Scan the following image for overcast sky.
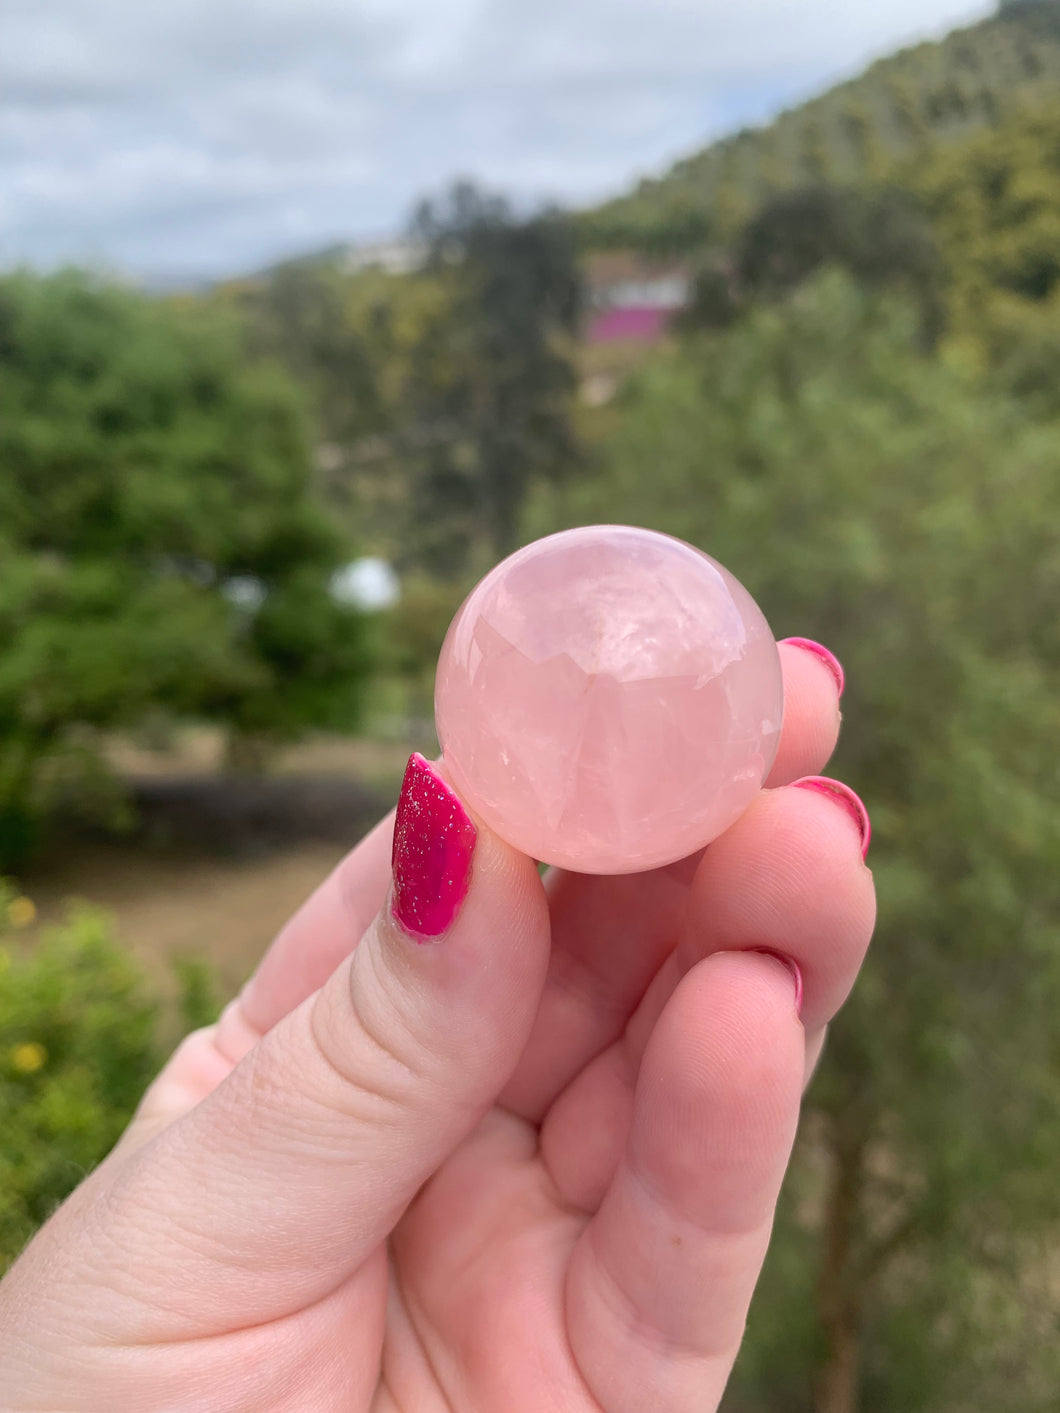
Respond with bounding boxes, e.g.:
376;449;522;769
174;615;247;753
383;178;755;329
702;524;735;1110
2;0;991;284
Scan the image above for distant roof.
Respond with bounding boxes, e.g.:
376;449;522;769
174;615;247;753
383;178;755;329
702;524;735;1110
584;251;691;289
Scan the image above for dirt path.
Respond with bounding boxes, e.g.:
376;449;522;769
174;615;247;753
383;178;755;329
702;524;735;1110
24;840;352;997
19;731;425;996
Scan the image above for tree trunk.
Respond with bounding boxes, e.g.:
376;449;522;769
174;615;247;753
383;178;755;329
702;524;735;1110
815;1315;861;1413
814;1123;868;1413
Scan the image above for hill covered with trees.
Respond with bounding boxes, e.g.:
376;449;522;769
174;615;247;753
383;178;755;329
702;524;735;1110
583;0;1060;251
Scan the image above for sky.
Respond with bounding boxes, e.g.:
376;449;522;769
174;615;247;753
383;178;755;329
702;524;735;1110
1;0;992;285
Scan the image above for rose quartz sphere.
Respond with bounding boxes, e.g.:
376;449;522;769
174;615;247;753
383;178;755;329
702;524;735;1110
435;525;783;874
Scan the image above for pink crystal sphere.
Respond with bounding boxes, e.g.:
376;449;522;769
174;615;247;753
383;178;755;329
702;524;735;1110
435;526;783;874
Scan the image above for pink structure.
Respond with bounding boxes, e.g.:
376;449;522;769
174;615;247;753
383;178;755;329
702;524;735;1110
583;253;691;345
586;306;673;344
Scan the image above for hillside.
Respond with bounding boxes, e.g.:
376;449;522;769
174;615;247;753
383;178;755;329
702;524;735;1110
583;0;1060;250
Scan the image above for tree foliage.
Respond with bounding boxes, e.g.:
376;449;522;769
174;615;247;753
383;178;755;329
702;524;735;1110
531;273;1060;1411
220;185;584;584
682;185;943;344
909;100;1060;342
581;2;1060;251
233;260;387;448
404;182;583;574
0;271;372;866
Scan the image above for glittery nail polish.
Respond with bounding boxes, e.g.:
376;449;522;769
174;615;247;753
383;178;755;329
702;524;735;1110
391;753;477;941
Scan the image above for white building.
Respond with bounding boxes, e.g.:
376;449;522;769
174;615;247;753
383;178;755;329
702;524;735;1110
340;239;426;276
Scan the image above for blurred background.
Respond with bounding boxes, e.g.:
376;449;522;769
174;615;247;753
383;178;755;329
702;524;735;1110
2;1;1059;1408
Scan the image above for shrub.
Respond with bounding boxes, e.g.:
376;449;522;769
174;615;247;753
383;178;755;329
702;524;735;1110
0;881;216;1274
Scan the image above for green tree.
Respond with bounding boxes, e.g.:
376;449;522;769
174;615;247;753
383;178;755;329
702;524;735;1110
406;182;583;574
975;289;1060;415
581;1;1060;254
531;273;1060;1412
728;185;944;343
0;270;373;867
910;100;1060;329
234;259;386;450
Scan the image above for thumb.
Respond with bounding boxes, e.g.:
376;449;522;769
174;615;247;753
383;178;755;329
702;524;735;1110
106;755;550;1335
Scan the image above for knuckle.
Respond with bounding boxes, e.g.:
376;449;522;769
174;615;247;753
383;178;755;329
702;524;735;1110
301;934;442;1130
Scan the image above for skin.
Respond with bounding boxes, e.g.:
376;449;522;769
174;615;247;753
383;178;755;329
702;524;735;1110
0;640;875;1413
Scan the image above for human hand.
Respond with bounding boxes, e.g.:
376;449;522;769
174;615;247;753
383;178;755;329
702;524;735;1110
0;638;874;1413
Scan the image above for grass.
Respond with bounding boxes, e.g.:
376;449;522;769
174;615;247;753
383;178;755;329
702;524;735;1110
22;838;350;1001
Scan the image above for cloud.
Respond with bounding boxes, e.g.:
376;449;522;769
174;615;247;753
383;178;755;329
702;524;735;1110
0;0;992;282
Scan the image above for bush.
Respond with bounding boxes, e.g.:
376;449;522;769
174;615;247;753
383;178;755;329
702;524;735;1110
0;270;374;869
0;882;216;1274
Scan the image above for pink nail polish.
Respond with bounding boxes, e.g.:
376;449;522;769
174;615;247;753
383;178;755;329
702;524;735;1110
792;776;871;859
781;637;845;697
750;948;804;1017
391;754;477;941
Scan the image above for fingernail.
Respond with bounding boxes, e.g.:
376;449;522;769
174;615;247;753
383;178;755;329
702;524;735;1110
781;638;845;697
750;948;803;1017
792;776;871;859
392;754;477;941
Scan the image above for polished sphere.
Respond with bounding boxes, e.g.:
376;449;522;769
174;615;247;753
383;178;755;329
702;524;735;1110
435;525;783;873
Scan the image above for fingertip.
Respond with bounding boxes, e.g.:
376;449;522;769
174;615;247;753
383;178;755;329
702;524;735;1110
769;639;843;786
747;947;803;1018
429;756;548;898
780;637;845;697
682;784;876;1032
389;753;548;953
390;753;478;942
635;950;805;1196
684;950;806;1103
791;775;871;861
